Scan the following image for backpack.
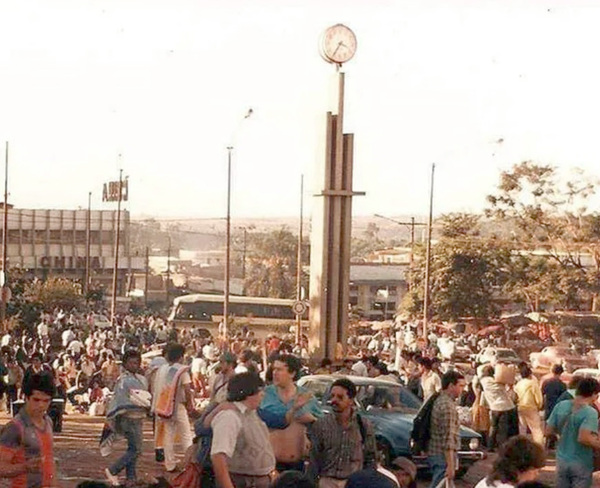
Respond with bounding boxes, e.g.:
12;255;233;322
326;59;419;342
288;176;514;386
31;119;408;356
410;392;440;454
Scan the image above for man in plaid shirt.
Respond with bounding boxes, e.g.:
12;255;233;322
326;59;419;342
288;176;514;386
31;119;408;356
426;371;466;488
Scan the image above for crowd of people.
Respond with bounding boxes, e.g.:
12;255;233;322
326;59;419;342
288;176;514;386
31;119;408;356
0;309;596;488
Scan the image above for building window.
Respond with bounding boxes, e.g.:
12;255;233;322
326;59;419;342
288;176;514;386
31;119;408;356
22;230;32;241
35;230;46;243
49;230;62;243
8;230;19;244
75;231;87;244
102;231;114;245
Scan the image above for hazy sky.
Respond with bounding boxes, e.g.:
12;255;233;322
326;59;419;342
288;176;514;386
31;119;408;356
1;0;600;220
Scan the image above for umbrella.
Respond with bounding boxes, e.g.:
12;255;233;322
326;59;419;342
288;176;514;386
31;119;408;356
477;325;503;336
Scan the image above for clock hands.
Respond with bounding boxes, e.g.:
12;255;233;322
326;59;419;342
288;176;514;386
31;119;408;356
332;41;344;57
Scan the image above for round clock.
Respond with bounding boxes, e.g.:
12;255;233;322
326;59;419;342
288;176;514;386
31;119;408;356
320;24;357;65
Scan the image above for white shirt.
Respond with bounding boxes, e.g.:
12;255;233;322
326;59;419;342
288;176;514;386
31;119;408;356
62;329;75;347
0;334;11;347
37;322;48;337
351;361;369;377
475;478;513;488
191;357;207;375
421;370;442;400
68;340;84;355
211;402;247;457
480;376;515;412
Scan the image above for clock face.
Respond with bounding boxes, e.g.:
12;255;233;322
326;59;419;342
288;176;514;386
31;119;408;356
320;24;357;65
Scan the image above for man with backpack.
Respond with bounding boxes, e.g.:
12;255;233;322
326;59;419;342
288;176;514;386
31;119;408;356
423;370;465;488
308;378;377;488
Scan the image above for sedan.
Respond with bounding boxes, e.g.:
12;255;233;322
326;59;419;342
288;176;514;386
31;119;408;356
530;345;593;372
297;374;484;478
476;347;522;366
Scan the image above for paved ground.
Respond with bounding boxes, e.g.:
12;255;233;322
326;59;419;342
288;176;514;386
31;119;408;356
0;413;574;488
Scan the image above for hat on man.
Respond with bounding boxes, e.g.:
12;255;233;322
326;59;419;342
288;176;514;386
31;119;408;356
220;351;237;364
390;457;417;481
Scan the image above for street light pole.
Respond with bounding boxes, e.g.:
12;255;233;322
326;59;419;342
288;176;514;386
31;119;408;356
296;174;304;347
85;191;91;299
0;142;8;331
223;109;253;346
423;163;436;340
224;146;233;343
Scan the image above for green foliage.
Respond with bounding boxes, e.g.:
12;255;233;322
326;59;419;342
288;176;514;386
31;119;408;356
403;213;510;320
487;161;600;310
24;277;84;311
244;227;308;299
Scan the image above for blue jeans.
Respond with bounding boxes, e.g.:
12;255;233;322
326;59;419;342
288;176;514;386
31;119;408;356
556;460;593;488
109;416;144;480
427;454;447;488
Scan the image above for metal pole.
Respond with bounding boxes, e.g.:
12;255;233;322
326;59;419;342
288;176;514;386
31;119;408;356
409;217;415;291
144;246;149;309
0;142;8;330
85;191;91;298
110;169;123;326
423;163;435;340
166;236;171;306
296;174;304;347
224;147;232;343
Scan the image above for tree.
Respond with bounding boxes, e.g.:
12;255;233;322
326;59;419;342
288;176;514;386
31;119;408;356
244;227;308;299
24;277;84;311
486;161;600;310
402;213;510;320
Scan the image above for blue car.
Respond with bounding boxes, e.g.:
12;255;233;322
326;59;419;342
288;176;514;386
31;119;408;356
297;374;485;478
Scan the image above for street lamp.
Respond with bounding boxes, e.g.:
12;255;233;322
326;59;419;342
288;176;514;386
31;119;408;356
224;108;253;344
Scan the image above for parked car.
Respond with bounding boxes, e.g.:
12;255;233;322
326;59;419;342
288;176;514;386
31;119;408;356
572;368;600;381
92;314;111;329
475;347;522;366
297;374;484;477
530;345;593;372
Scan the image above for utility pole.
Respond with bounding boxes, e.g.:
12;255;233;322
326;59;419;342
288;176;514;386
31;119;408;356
373;214;425;292
0;142;8;331
242;228;247;283
296;175;304;347
85;191;91;298
110;169;123;326
166;236;171;305
224;146;232;342
144;247;149;309
423;163;436;340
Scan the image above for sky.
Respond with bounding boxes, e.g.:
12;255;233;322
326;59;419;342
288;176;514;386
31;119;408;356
1;0;600;220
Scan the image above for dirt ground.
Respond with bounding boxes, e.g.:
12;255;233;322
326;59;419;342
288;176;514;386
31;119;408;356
0;412;569;488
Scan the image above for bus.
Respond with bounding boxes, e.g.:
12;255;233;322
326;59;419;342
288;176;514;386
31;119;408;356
168;293;309;338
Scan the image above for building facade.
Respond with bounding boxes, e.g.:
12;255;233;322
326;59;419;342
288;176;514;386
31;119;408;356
2;205;144;294
349;264;408;320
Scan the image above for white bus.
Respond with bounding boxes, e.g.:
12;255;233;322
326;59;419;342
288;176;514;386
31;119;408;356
168;293;308;338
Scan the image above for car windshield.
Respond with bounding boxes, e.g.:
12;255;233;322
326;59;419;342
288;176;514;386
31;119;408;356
355;383;421;413
300;378;422;413
553;348;572;355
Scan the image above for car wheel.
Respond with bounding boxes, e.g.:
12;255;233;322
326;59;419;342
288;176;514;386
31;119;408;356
456;466;469;479
376;438;392;467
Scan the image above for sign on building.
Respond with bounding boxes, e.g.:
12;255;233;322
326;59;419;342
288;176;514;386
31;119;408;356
102;179;128;202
